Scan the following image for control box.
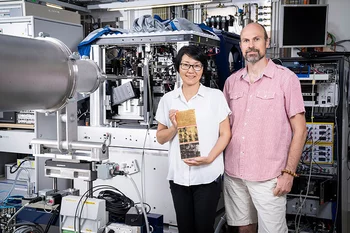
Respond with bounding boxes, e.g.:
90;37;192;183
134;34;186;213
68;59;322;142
306;122;334;143
303;144;333;164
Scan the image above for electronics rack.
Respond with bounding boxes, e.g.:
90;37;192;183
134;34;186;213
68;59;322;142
91;31;221;126
280;56;349;233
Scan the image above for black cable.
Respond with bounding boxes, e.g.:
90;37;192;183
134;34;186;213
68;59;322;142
73;186;106;233
74;186;111;233
44;205;60;233
346;130;350;180
311;158;324;170
73;185;131;233
10;160;28;174
78;187;132;233
301;129;333;168
78;194;90;233
28;196;43;204
334;39;350;45
304;128;331;148
97;190;134;222
13;222;44;233
78;186;134;230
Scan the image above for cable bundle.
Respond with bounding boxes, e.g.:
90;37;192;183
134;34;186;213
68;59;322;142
97;190;134;222
12;223;44;233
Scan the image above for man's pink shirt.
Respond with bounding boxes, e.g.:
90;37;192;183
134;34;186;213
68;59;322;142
223;59;305;181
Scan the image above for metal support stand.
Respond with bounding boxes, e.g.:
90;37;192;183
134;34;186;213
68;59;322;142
53;178;58;191
87;181;93;198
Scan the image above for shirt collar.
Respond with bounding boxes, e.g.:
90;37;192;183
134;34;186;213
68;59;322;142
173;84;206;99
240;59;276;80
197;84;206;97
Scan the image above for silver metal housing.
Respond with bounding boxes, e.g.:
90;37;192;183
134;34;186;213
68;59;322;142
0;34;104;112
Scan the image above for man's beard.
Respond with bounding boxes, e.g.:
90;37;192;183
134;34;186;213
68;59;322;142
244;48;264;64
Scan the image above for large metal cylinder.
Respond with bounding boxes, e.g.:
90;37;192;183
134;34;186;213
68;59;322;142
0;34;104;112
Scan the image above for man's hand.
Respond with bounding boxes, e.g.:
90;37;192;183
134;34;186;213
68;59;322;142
273;173;294;196
183;156;214;166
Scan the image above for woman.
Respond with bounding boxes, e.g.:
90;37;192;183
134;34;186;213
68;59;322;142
155;45;231;233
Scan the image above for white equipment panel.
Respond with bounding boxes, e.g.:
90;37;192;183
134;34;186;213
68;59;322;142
0;1;80;24
0;130;34;154
303;144;333;164
76;127;176;225
60;196;107;233
0;16;82;51
306;122;334;143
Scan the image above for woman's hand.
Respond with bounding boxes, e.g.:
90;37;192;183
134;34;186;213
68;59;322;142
183;156;214;166
169;109;178;128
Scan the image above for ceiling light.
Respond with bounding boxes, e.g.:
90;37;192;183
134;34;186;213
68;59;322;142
89;0;212;11
46;3;64;9
108;1;210;11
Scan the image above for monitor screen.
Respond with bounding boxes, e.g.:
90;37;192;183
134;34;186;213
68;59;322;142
280;5;328;48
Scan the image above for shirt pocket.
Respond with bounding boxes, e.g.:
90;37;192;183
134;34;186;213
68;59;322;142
229;92;244;119
256;91;275;100
255;91;276;111
229;92;244;108
230;92;244;100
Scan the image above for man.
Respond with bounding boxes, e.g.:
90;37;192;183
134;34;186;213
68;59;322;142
223;23;307;233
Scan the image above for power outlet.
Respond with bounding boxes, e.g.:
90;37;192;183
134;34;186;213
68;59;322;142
287;198;319;217
304;199;319;216
121;160;139;175
287;198;301;214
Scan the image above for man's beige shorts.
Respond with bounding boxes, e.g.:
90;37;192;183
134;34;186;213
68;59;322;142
223;174;288;233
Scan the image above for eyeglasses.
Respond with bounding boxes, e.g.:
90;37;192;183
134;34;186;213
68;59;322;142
180;63;203;71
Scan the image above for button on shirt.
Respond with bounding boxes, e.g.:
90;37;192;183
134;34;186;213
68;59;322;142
156;85;231;186
223;59;305;181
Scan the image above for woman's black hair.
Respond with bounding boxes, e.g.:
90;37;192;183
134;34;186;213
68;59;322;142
174;45;208;73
